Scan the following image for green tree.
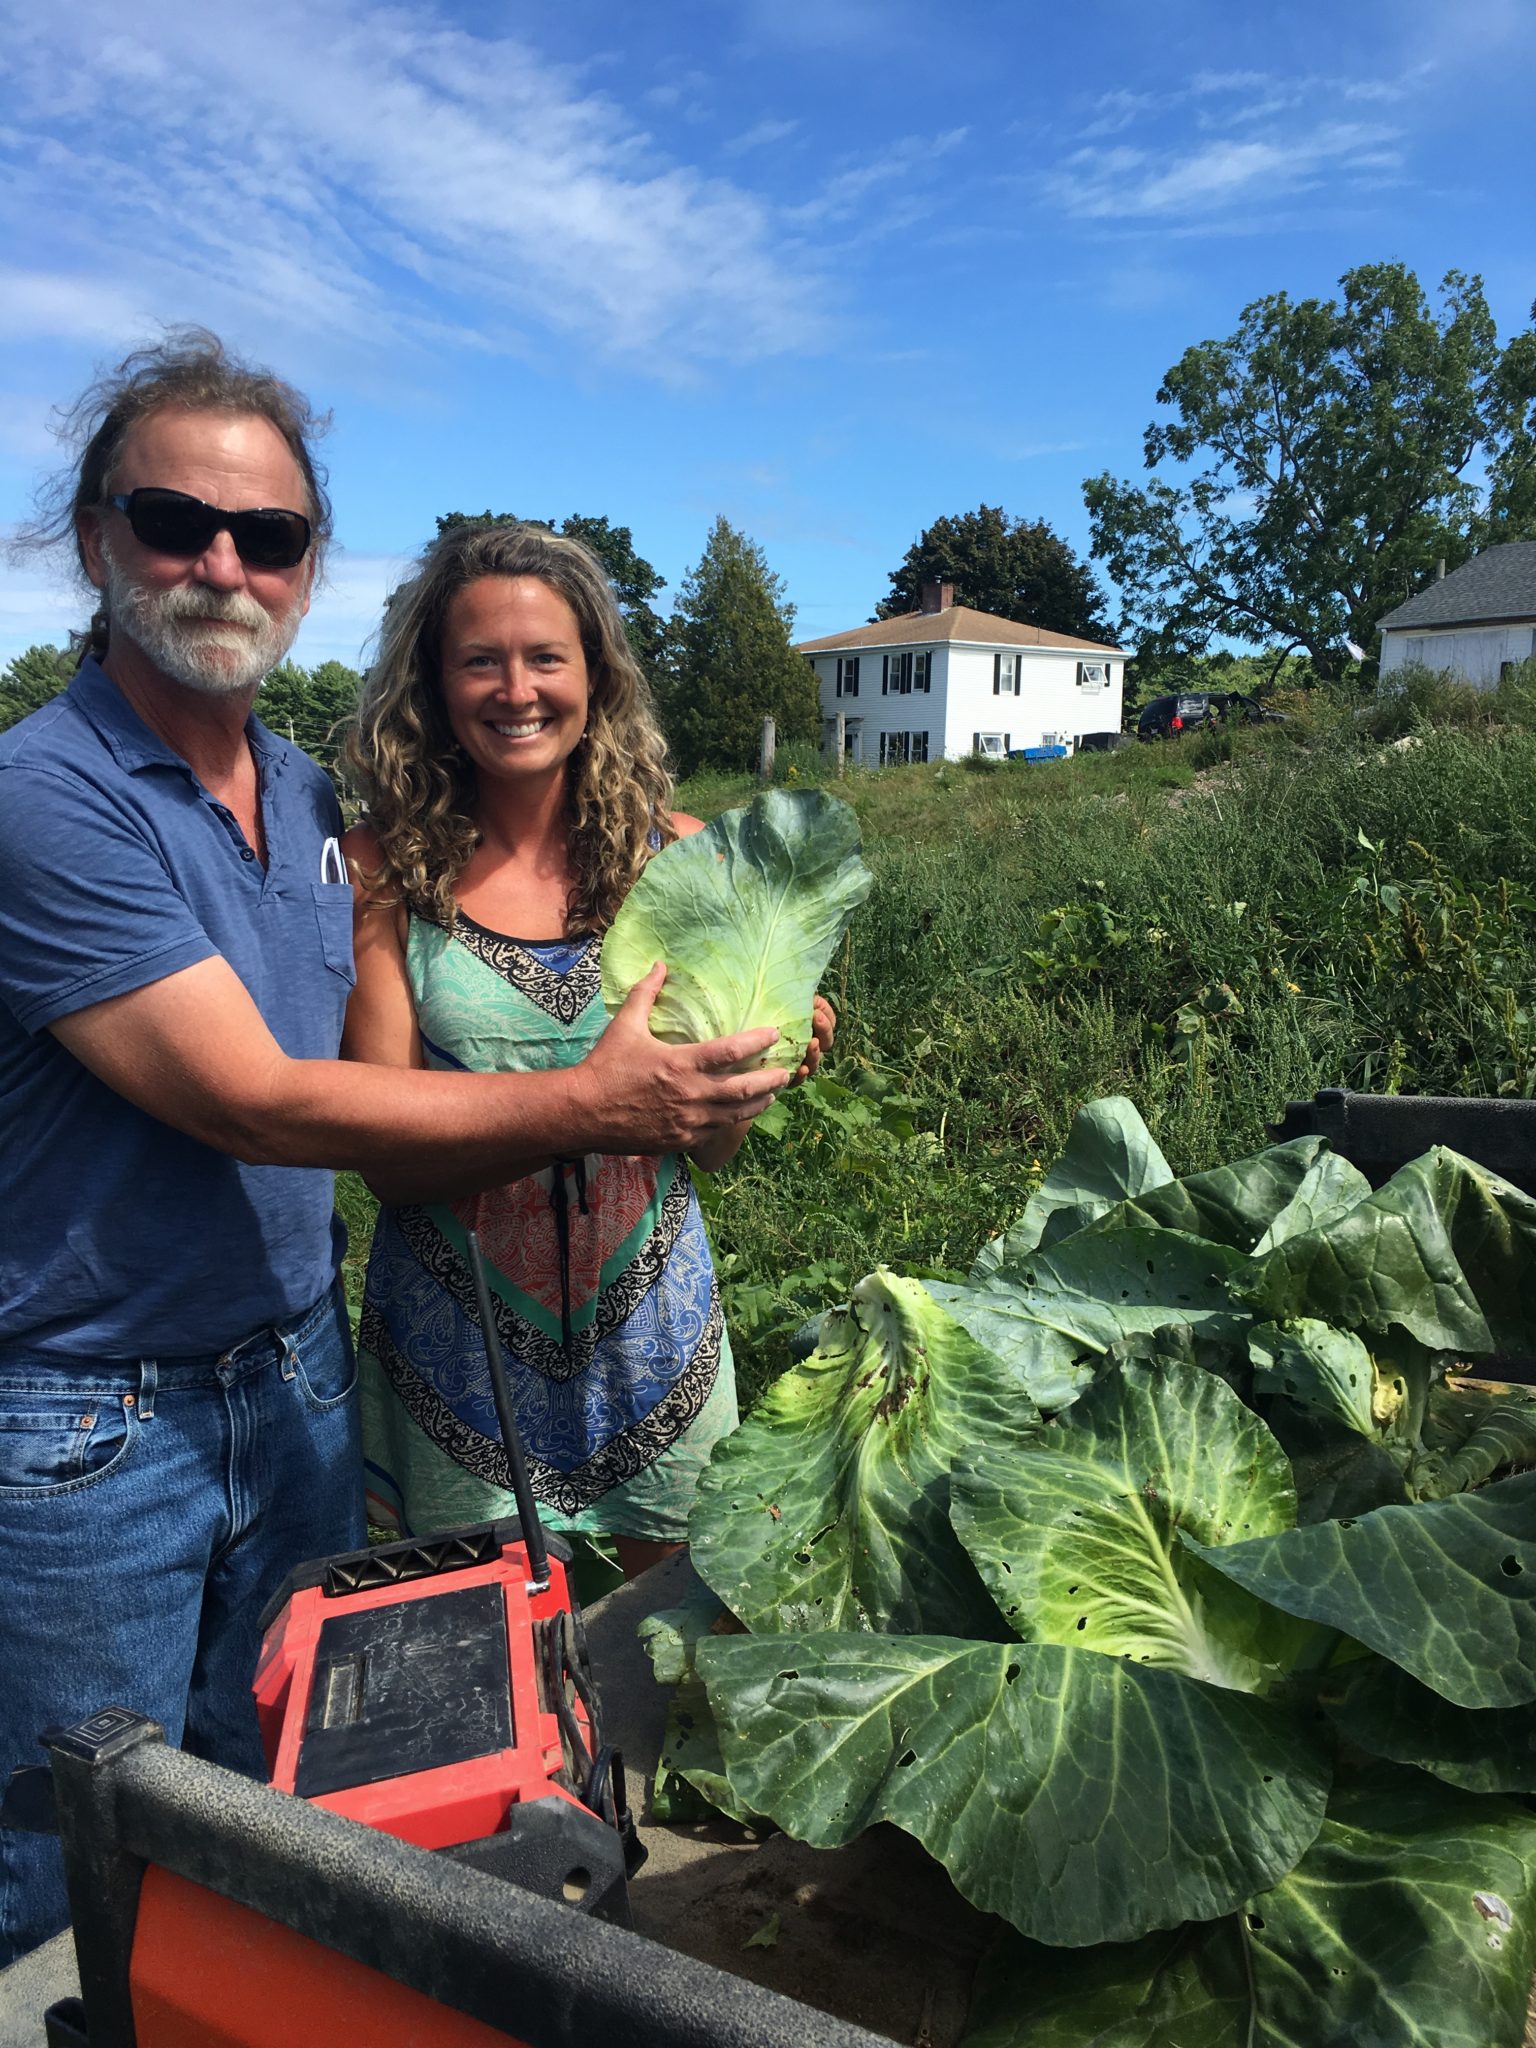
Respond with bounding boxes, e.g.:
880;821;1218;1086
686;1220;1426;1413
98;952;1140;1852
258;658;362;770
1484;311;1536;536
0;643;75;732
661;517;821;777
435;510;667;675
876;506;1107;640
1084;264;1536;684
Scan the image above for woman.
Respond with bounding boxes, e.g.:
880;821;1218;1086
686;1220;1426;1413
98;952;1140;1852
341;521;826;1579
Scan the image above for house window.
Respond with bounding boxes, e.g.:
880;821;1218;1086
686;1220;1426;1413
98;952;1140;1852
879;730;930;765
836;655;860;698
994;652;1021;696
1041;732;1059;748
1077;661;1107;689
881;651;932;695
972;732;1008;758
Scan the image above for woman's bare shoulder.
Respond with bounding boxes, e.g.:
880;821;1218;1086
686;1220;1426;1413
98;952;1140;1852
340;819;406;925
341;819;384;866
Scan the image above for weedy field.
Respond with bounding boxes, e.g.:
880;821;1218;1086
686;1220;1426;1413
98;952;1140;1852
340;670;1536;1405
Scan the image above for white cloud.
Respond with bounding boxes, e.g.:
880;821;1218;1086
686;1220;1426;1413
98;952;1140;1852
788;129;969;227
724;117;801;157
0;553;83;664
0;270;153;346
1048;122;1404;221
289;549;413;670
0;0;829;373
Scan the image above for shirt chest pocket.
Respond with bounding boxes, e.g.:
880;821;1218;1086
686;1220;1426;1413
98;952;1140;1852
311;883;356;984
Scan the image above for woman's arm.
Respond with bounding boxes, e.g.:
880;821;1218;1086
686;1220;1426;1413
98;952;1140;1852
339;825;425;1072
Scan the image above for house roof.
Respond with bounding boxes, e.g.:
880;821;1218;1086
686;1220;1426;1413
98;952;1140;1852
1378;543;1536;631
795;603;1125;657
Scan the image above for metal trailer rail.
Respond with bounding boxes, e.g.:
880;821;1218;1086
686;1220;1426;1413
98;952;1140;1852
39;1708;888;2048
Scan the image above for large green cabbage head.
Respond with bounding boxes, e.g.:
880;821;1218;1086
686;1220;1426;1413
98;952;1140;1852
600;789;872;1066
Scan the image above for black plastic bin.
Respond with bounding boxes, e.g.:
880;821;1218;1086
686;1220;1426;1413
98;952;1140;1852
1269;1088;1536;1199
1271;1088;1536;1383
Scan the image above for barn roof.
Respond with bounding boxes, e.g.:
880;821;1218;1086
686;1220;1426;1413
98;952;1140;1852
1379;543;1536;631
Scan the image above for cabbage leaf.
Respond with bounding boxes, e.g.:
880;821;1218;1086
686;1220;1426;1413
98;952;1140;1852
600;788;872;1065
696;1631;1330;1948
964;1768;1536;2048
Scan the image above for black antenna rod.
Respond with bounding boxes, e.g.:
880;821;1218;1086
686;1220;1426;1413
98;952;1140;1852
466;1228;551;1590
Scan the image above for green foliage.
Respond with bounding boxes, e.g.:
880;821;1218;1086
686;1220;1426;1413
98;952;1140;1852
968;1770;1536;2047
659;516;821;776
661;1101;1536;2043
434;509;667;675
1085;263;1536;680
601;790;872;1068
258;658;362;775
0;642;75;731
876;504;1107;641
684;721;1536;1395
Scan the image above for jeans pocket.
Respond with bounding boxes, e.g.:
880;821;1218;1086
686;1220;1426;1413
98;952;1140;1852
0;1397;138;1495
288;1305;358;1413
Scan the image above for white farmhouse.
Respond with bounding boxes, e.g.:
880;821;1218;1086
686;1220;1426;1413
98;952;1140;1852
797;580;1126;765
1377;542;1536;689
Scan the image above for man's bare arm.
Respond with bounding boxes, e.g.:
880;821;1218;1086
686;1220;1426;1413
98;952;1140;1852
50;955;785;1200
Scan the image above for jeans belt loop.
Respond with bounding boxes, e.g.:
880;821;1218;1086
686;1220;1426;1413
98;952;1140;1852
276;1324;299;1383
137;1359;158;1422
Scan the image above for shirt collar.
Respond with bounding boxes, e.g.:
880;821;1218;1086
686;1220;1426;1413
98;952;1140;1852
67;655;295;780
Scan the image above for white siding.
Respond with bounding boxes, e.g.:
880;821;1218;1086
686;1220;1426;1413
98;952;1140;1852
1380;622;1536;689
939;646;1123;757
811;646;944;765
814;641;1124;762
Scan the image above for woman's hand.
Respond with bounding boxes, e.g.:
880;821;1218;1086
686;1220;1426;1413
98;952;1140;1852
793;994;837;1086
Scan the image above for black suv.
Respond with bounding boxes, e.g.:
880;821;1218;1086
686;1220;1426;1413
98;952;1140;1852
1136;690;1283;740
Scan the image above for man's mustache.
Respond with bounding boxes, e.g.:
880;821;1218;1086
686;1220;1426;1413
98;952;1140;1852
151;586;268;631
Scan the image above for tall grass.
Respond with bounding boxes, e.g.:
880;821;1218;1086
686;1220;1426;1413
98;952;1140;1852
682;714;1536;1397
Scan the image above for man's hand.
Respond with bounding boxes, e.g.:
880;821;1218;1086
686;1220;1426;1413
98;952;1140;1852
572;963;788;1153
792;994;837;1086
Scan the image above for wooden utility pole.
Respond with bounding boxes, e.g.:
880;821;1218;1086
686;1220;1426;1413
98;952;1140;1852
759;715;776;782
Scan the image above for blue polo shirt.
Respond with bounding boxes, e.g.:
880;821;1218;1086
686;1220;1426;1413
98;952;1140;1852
0;658;355;1360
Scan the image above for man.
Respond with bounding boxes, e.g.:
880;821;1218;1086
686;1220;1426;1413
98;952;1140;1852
0;332;786;1963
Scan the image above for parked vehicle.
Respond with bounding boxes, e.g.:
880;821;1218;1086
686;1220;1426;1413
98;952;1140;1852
1076;731;1134;753
1136;690;1285;740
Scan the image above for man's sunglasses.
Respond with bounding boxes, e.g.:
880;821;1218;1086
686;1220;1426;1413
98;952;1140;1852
106;488;313;570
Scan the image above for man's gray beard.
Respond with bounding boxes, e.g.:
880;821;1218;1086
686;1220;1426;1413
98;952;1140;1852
100;545;306;697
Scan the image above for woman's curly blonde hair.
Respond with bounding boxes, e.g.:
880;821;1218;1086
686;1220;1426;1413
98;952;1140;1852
346;521;675;932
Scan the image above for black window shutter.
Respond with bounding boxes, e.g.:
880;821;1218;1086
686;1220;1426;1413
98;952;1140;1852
993;651;1001;695
1005;732;1012;752
882;655;889;695
972;730;980;752
850;656;859;697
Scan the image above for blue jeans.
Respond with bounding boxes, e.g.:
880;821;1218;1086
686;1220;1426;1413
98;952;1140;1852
0;1284;363;1965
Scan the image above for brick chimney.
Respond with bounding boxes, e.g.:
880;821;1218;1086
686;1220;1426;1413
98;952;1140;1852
919;578;954;614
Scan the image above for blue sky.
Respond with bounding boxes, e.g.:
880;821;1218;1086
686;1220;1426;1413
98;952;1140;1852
1;0;1532;669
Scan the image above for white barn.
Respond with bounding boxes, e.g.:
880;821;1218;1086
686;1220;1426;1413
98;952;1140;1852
797;581;1126;766
1378;543;1536;689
